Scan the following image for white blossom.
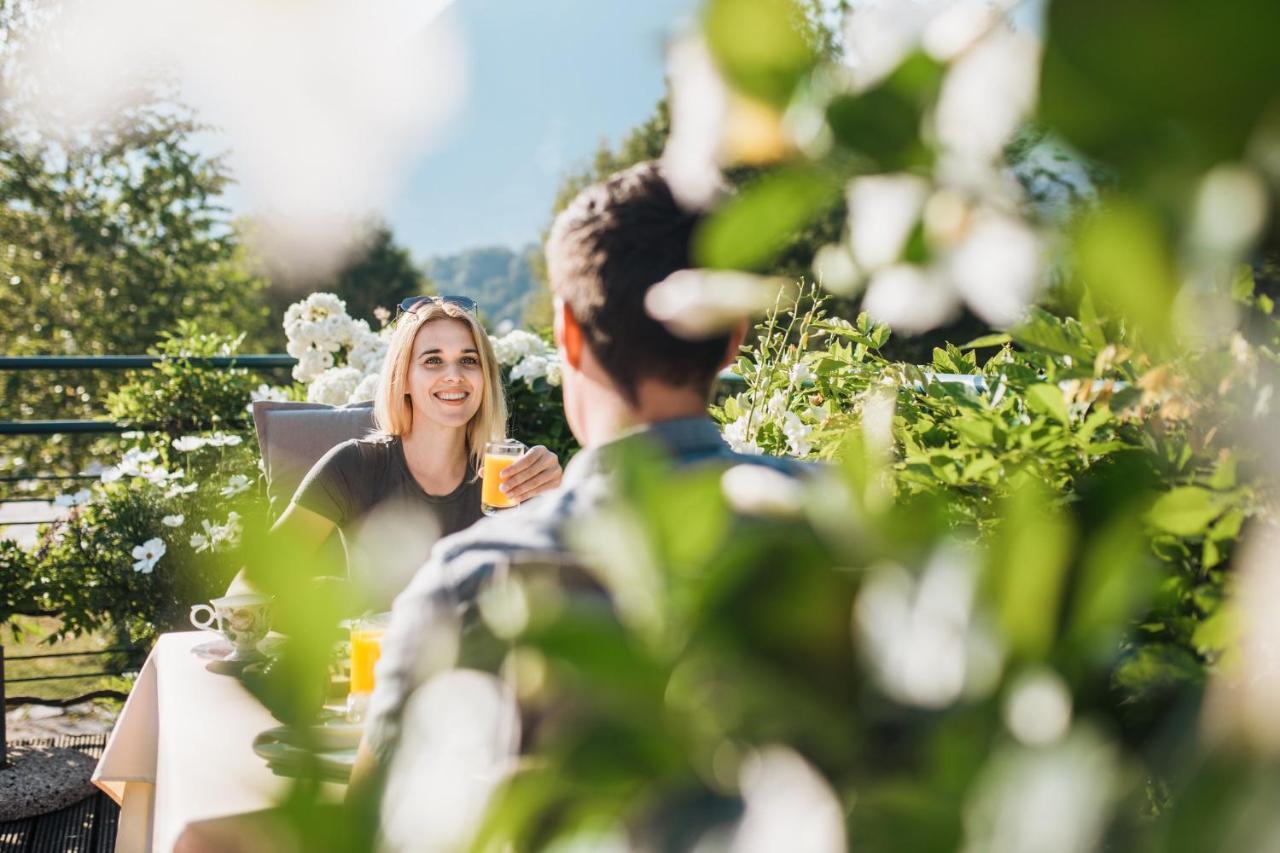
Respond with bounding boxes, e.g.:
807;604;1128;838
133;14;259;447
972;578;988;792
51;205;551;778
293;347;334;383
161;514;185;528
307;366;363;406
220;474;252;498
188;511;242;553
54;489;91;508
171;436;206;452
490;330;548;367
782;411;813;457
166;481;199;498
249;384;290;404
544;360;562;387
350;372;380;404
723;415;764;456
131;537;166;573
790;361;815;386
509;354;549;387
205;432;243;448
722;465;804;517
100;466;124;483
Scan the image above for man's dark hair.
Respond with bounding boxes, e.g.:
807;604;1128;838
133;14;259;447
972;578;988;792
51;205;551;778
546;162;731;405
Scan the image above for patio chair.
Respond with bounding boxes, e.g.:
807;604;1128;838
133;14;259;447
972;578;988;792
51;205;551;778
250;400;376;519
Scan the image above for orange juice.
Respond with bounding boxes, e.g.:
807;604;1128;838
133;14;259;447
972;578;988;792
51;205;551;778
481;453;518;511
349;626;384;695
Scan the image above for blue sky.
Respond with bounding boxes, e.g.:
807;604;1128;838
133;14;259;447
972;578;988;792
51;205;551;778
386;0;697;261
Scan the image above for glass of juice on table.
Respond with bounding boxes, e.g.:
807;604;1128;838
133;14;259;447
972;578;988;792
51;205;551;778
482;438;525;515
347;613;389;722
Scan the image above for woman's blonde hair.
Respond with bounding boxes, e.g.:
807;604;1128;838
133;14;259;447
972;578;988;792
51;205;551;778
373;299;507;473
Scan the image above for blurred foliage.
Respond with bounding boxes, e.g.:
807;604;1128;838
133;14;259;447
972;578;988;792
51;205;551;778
105;323;257;435
0;7;276;481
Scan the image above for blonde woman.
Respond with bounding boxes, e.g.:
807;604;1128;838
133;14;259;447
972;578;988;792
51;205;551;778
273;295;563;556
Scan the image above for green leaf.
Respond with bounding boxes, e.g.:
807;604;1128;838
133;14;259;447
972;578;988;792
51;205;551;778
825;53;942;171
1010;309;1093;362
1146;487;1225;537
704;0;817;107
695;166;841;270
961;333;1012;350
951;416;994;446
986;481;1074;660
1025;384;1070;425
1207;509;1245;543
1207;454;1237;491
1075;203;1178;350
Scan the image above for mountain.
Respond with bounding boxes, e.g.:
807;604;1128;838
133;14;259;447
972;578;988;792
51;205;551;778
423;244;542;330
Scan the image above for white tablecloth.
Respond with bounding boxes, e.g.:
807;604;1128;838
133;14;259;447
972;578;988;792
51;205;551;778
92;631;315;852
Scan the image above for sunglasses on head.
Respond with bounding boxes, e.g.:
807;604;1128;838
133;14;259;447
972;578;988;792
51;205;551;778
397;294;479;317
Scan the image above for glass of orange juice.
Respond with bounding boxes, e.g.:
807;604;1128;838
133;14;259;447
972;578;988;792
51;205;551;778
347;613;390;722
481;438;525;515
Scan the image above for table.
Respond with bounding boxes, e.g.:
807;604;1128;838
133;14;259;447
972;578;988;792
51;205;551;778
92;631;338;852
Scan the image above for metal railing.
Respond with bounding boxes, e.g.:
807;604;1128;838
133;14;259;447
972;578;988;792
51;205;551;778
1;354;296;731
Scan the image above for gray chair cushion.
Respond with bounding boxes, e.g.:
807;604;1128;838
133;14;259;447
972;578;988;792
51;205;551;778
251;400;376;516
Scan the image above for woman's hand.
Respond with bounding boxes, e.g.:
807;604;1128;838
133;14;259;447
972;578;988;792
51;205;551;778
499;445;563;503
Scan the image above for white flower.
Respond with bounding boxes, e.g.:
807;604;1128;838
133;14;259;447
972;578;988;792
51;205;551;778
781;412;813;457
766;391;788;417
645;269;789;339
171;436;206;452
847;173;931;272
731;747;846;853
143;466;172;485
249;384;290;403
789;361;815;386
161;514;185;528
293;348;334;383
855;547;1003;709
54;489;91;508
723;415;764;456
220;474;252;497
188;511;242;553
166;482;199;498
205;433;243;448
307;366;363;406
100;466;124;483
722;465;804;517
509;354;549;387
544;360;562;387
131;537;166;573
350;372;380;404
863;264;962;334
490;330;548;367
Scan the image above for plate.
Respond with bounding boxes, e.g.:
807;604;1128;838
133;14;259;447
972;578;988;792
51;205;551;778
252;719;363;783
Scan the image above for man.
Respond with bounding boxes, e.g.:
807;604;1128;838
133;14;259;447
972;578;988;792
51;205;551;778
352;161;803;786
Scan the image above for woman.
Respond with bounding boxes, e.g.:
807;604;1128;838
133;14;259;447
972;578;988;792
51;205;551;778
232;296;562;597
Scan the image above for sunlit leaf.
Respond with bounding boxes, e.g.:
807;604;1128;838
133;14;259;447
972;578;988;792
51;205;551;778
695;166;841;270
1147;487;1226;537
1025;383;1069;425
704;0;817;107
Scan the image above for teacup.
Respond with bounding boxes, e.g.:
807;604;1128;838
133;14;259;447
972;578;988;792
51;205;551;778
190;593;273;661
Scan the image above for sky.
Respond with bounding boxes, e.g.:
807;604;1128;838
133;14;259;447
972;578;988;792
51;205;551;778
383;0;697;261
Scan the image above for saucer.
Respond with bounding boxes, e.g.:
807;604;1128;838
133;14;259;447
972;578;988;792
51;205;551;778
192;635;285;661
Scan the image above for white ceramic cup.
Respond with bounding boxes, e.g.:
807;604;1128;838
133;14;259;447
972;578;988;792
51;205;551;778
190;593;272;661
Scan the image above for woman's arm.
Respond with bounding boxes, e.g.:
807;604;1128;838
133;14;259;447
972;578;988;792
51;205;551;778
498;445;563;503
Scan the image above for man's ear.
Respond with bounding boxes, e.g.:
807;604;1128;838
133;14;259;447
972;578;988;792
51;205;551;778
556;300;585;370
720;318;748;370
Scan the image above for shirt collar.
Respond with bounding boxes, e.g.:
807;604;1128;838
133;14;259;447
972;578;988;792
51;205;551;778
561;417;729;486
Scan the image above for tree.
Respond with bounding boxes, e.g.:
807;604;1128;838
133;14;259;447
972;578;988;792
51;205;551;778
0;8;273;479
259;221;429;348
